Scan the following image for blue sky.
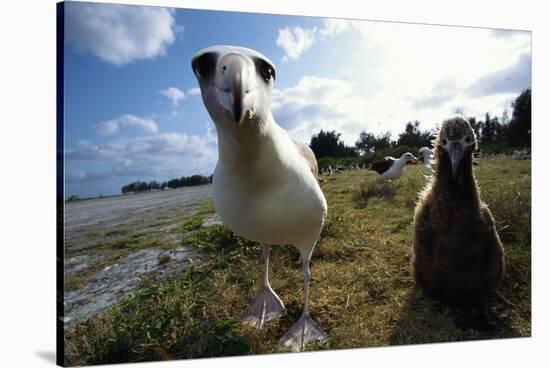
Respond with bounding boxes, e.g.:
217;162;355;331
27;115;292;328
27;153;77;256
63;1;531;198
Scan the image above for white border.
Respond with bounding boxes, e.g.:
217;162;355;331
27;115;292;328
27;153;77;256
1;0;548;367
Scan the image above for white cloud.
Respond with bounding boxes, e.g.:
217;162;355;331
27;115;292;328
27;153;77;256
344;20;530;89
271;74;522;147
292;18;530;95
275;19;381;61
272;19;531;137
276;26;317;62
275;19;398;61
319;19;350;38
96;114;159;135
271;20;530;147
272;76;371;144
158;87;185;106
466;53;531;97
275;20;349;61
412;78;460;110
65;2;179;65
66;128;218;196
186;87;201;96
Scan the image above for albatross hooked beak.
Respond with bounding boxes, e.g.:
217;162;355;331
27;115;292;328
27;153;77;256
215;53;256;124
449;141;464;179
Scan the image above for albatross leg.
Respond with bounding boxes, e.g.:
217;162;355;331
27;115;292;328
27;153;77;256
279;251;327;352
242;245;285;328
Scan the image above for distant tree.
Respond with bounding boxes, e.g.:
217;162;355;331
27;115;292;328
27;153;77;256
309;130;357;158
374;132;395;150
481;113;496;144
494;116;508;145
149;181;160;190
355;131;394;154
480;113;509;145
188;175;210;186
180;176;191;186
508;88;531;147
122;175;210;194
123;182;137;194
397;121;433;148
137;181;148;192
340;144;357;157
167;178;179;189
355;131;375;154
501;108;510;126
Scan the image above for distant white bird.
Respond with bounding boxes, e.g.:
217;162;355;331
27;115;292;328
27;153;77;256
192;45;328;351
418;146;434;172
513;149;530;160
370;152;417;180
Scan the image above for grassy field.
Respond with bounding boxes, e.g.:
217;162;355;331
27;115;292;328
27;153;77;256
64;157;531;366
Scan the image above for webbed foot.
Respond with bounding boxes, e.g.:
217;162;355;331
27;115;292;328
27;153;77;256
279;313;328;352
242;286;285;328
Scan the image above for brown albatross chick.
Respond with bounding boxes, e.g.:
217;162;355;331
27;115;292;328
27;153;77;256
412;115;504;329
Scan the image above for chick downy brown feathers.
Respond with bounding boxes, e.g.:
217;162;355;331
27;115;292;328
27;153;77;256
412;116;504;313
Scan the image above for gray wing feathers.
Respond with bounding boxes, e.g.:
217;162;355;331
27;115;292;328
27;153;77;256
293;140;319;179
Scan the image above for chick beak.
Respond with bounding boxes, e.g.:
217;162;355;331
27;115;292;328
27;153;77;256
449;141;464;179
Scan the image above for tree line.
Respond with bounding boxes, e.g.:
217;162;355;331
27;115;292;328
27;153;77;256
309;88;530;167
121;174;212;194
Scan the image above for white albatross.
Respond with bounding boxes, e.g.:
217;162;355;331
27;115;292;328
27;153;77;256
418;146;434;172
191;45;328;351
370;152;417;181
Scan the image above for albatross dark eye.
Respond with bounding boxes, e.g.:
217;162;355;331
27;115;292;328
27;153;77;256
255;58;276;83
442;138;448;146
465;136;472;144
192;52;216;79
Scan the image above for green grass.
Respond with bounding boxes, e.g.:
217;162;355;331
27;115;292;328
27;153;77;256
354;177;398;207
158;254;171;266
65;157;531;365
64;274;85;292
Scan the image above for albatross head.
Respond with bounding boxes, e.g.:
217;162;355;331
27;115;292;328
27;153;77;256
438;115;477;178
400;152;418;164
191;45;276;127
